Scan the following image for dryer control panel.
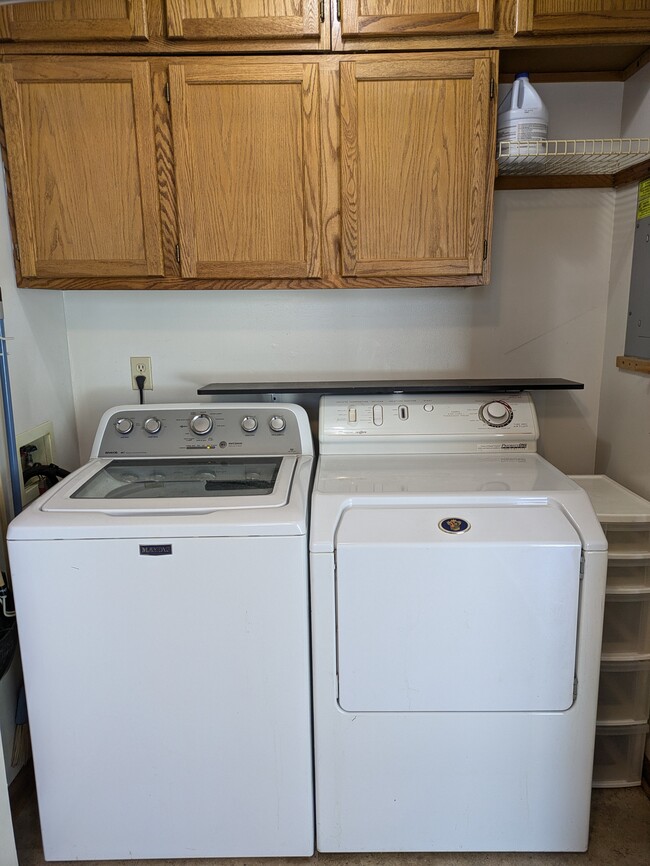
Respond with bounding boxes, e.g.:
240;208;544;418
92;404;310;458
319;393;539;454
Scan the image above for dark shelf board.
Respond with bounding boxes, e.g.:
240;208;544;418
198;378;584;396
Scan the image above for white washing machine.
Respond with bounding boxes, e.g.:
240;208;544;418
310;392;608;853
8;403;314;861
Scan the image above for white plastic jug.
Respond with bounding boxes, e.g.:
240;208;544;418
497;73;549;144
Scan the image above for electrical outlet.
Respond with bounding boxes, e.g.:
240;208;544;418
130;356;153;390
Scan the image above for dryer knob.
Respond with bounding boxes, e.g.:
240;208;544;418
114;417;134;435
144;417;162;435
190;414;213;436
269;415;286;432
241;416;258;433
479;401;513;427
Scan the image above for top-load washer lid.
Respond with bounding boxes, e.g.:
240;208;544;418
41;455;296;513
71;457;282;500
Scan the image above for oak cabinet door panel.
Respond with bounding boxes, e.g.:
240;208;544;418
341;0;495;37
515;1;650;35
340;56;494;278
0;60;163;278
170;61;321;279
0;0;148;42
166;0;321;40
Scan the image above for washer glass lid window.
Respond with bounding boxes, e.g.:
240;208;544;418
71;457;283;500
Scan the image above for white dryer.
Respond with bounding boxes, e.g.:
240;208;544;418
8;403;314;861
310;392;607;853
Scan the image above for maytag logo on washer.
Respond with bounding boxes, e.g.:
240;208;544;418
438;517;470;534
139;544;173;556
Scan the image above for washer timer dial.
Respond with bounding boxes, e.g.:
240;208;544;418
479;400;513;428
190;414;213;435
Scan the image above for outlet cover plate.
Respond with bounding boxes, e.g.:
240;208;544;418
130;356;153;390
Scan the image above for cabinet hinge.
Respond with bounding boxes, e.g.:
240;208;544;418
164;81;170;104
319;0;325;22
336;0;341;21
483;239;488;260
490;77;495;99
175;243;181;264
13;243;19;262
579;553;585;578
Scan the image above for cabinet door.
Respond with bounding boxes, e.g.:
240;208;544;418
515;1;650;35
0;60;163;279
166;0;321;40
169;60;321;279
341;1;494;37
0;0;147;42
340;56;494;279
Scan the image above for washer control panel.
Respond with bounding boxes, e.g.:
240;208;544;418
95;404;306;458
320;393;539;454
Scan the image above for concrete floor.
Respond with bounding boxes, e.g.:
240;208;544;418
10;780;650;866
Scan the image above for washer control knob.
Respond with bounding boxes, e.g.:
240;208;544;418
241;416;258;433
190;414;213;436
114;417;134;435
269;415;286;433
479;401;513;427
143;417;162;435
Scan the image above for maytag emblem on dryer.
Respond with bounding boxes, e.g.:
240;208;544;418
438;517;470;534
139;544;173;556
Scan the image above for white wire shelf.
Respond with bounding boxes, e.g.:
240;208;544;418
497;138;650;176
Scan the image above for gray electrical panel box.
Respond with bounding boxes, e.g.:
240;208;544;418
625;180;650;360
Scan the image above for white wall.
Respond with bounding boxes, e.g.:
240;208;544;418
0;175;79;478
596;63;650;500
64;185;614;473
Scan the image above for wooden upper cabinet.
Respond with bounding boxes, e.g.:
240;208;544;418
340;54;495;279
169;59;321;279
165;0;322;41
340;0;495;37
515;1;650;35
0;0;148;42
0;59;164;279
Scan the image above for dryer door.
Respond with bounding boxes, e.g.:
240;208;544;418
335;504;582;712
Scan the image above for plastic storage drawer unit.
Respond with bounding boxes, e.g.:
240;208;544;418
597;659;650;724
606;560;650;592
570;475;650;789
603;526;650;558
601;592;650;658
592;724;649;788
